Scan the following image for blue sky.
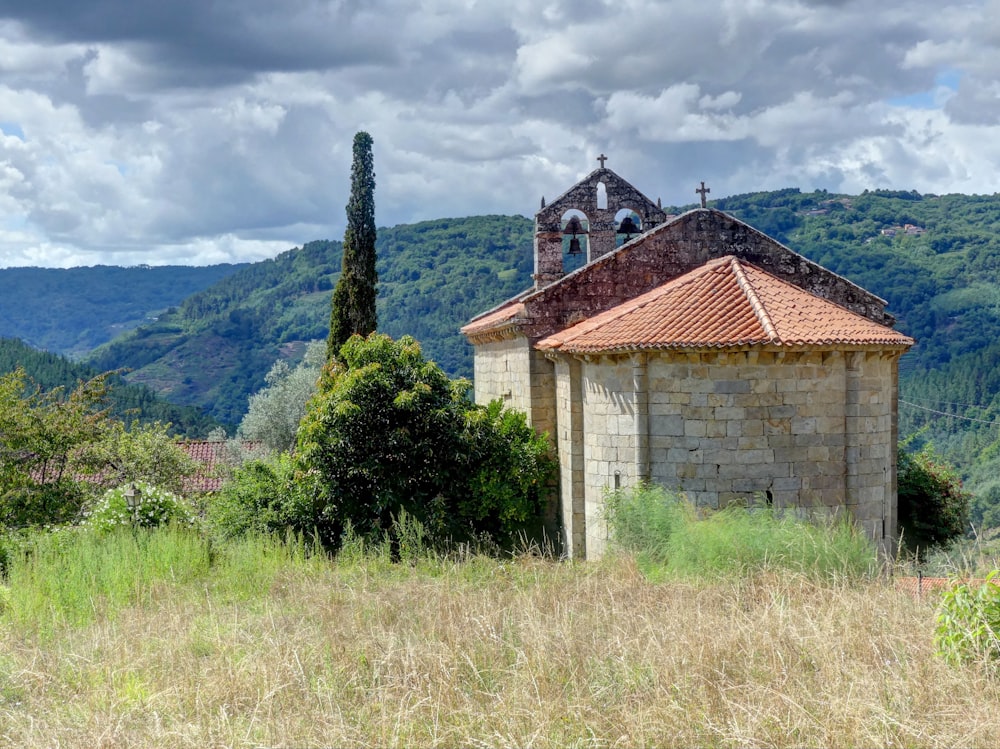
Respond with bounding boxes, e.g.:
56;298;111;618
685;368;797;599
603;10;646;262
0;0;994;267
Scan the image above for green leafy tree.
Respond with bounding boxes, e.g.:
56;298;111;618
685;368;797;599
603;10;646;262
207;453;313;540
78;420;198;495
898;445;972;554
0;368;200;528
0;368;111;526
296;334;555;550
328;131;377;360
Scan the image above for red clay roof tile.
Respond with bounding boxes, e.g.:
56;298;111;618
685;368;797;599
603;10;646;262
537;256;914;353
460;301;525;337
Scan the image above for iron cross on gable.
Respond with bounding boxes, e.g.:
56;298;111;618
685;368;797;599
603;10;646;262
597;153;608;168
696;181;710;208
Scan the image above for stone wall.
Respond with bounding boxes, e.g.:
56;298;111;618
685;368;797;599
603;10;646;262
521;209;894;345
472;336;534;414
845;352;899;547
566;347;903;558
470;338;555;431
578;357;638;557
553;356;586;557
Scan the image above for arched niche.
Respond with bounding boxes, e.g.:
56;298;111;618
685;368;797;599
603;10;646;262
596;182;608;210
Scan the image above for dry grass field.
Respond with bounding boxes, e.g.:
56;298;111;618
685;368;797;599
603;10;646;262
0;529;997;748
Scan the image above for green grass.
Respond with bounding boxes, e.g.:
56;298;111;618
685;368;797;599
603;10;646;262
606;484;879;581
0;526;334;635
0;524;998;746
1;526;210;634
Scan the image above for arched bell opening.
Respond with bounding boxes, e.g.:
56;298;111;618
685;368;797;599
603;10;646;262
615;208;643;247
561;209;590;271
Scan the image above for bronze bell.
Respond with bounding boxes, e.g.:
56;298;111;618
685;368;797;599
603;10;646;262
564;215;586;255
617;216;640;240
564;215;584;235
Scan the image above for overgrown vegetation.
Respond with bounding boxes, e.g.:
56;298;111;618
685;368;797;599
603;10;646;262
897;444;972;555
0;526;998;747
84;482;199;534
207;453;313;540
605;484;878;580
0;367;196;529
935;571;1000;668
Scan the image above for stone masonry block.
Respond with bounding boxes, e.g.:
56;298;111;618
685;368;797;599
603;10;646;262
714;380;751;394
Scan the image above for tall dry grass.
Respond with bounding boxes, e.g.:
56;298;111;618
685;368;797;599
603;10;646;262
0;530;997;747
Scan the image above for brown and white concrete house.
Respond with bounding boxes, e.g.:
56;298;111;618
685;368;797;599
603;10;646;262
461;164;914;559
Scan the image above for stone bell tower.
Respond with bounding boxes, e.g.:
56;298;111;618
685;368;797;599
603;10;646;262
533;155;667;288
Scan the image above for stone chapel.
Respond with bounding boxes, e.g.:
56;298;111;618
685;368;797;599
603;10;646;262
461;161;914;558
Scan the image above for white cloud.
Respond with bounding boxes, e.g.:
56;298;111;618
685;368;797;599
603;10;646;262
0;0;994;267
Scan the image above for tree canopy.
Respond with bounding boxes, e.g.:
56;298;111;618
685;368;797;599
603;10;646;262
0;368;195;528
295;334;556;550
328;131;378;360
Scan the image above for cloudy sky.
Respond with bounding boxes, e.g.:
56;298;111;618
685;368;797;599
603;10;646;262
0;0;993;267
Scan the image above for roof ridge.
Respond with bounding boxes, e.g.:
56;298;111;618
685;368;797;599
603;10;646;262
730;257;778;341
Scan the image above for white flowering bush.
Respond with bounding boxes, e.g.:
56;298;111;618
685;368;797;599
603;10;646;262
85;482;198;533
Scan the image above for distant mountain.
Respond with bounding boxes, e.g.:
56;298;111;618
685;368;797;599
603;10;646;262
25;192;1000;499
85;216;535;426
0;337;220;436
0;263;247;358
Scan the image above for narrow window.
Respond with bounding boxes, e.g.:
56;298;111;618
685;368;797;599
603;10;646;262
597;181;608;209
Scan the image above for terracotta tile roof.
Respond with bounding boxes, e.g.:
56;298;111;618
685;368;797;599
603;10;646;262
460;301;525;337
24;439;260;495
180;440;225;465
537;256;915;353
179;439;263;493
178;440;228;493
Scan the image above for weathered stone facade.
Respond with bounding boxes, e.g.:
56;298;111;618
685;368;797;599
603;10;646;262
551;348;900;558
471;334;557;441
534;167;667;287
462;166;912;559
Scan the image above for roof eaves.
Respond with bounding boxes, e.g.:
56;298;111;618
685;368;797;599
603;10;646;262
544;338;914;356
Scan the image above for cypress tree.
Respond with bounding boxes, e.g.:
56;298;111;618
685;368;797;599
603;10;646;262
328;131;377;361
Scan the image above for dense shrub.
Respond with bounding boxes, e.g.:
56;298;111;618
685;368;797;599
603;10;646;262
85;482;198;533
936;571;1000;667
207;454;316;541
898;446;971;554
295;334;555;551
458;399;557;545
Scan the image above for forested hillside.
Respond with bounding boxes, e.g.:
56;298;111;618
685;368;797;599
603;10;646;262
85;217;534;425
14;191;1000;510
0;264;246;357
0;337;219;435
